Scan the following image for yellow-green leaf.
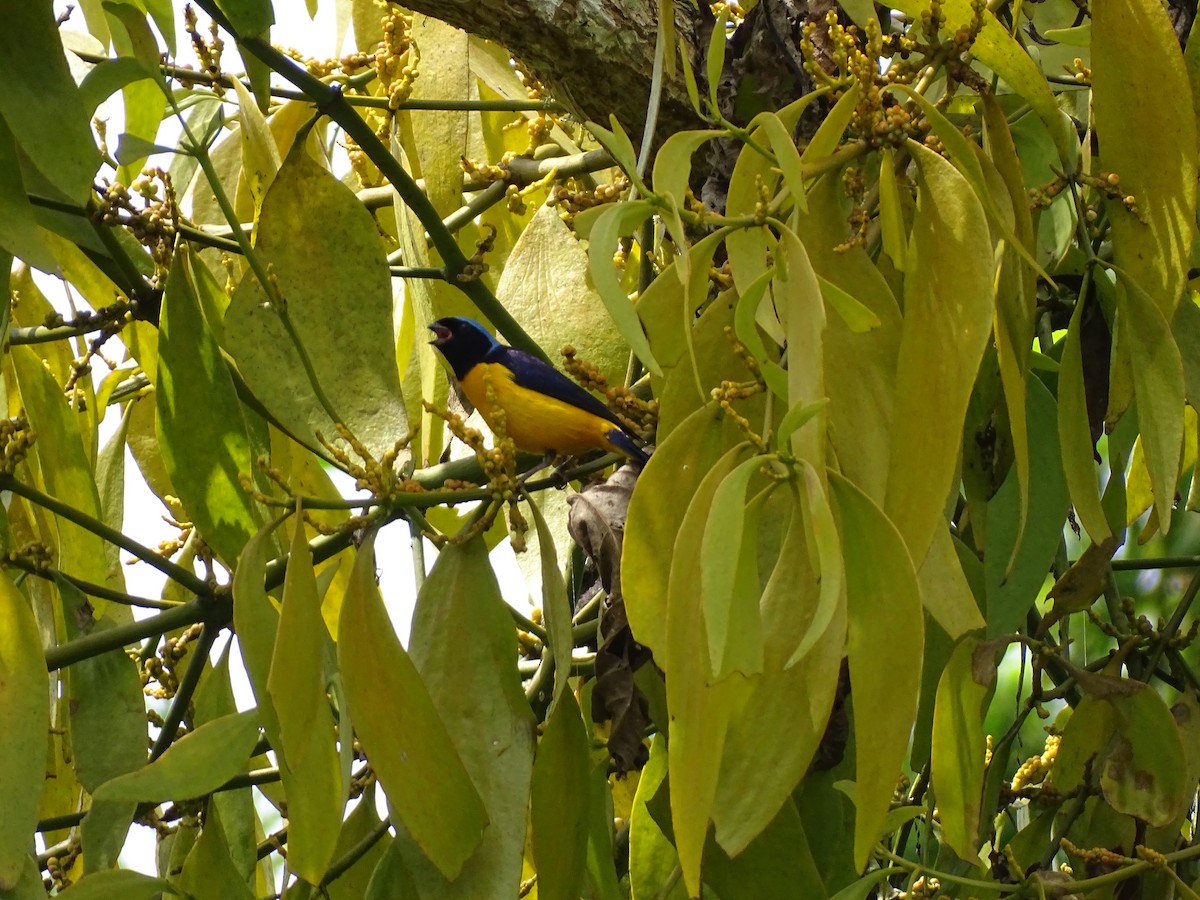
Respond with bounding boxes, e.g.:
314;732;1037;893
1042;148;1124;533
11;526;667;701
587;200;662;376
225;142;408;459
1093;0;1197;322
830;472;923;870
885;140;994;566
0;571;49;890
337;536;488;881
158;248;262;565
93;710;260;802
530;693;591;900
267;510;344;883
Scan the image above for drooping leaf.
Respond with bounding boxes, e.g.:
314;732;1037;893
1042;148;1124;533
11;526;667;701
398;537;536;898
1093;0;1197;322
530;693;591;900
0;571;49;890
158;247;262;566
830;472;923;869
58;870;182;899
885;140;995;566
525;492;573;707
267;510;345;883
336;536;488;881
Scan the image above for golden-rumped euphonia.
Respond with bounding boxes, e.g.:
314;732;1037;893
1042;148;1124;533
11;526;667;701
429;316;649;466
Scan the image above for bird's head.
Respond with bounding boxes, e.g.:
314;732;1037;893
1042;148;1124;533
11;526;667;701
428;316;500;378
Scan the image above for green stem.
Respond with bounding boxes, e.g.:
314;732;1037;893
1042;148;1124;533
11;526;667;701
0;474;212;597
875;846;1022;893
1140;567;1200;680
150;623;220;760
319;817;392;889
44;598;215;672
4;558;179;609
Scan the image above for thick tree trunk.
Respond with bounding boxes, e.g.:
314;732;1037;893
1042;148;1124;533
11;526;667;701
401;0;711;135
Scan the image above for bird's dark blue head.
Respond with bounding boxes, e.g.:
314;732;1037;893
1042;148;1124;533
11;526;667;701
428;316;501;379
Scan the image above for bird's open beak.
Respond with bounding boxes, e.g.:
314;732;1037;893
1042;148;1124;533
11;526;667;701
428;323;452;345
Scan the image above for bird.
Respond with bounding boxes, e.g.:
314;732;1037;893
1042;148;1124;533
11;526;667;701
428;316;650;467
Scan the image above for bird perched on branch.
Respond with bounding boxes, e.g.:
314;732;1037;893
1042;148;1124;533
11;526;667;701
429;316;649;467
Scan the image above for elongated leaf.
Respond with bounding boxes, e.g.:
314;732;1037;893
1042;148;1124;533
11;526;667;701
178;806;255;900
830;472;923;869
756;112;807;212
337;536;488;880
230;77;281;213
777;226;826;467
1114;272;1185;533
94;710;260;802
158;247;262;565
59;870;181;899
0;116;54;271
1059;295;1113;543
917;527;985;640
531;693;591;900
526;494;572;707
629;736;684;900
877;148;907;270
1093;0;1197;322
885;140;994;566
0;572;49;890
624;402;743;660
700;457;766;679
399;537;535;897
667;444;753;895
713;485;846;855
0;4;100;202
58;576;145;793
267;511;344;883
785;462;844;668
586;200;662;376
225;141;408;459
932;637;1006;860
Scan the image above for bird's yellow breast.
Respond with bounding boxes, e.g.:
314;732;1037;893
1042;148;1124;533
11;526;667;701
460;362;621;456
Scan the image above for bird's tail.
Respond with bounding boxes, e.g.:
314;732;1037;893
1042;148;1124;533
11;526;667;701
606;429;651;468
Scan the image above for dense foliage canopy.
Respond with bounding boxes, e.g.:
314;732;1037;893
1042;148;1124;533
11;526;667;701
2;0;1200;897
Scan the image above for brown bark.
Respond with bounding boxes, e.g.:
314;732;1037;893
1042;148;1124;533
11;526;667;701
401;0;711;135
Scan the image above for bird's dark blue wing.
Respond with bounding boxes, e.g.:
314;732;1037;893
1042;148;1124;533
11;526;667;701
490;346;630;432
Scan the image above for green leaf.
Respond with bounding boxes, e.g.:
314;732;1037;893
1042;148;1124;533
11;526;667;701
829;472;923;870
0;5;100;203
58;575;145;793
0;116;55;272
624;402;744;659
776;399;829;454
705;9;730;115
1101;683;1190;827
267;510;345;883
213;0;274;36
877;148;907;270
158;247;262;565
818;275;880;334
586;117;641;181
1114;271;1186;533
917;527;985;640
785;462;844;669
525;492;573;707
985;376;1068;636
177;806;255;900
931;637;1004;860
396;537;536;898
1058;294;1113;543
225;141;409;460
705;799;826;899
700;457;766;679
777;226;826;467
230;77;281;212
1093;0;1197;322
58;870;182;899
652;129;725;208
530;693;591;900
667;444;754;895
799;83;860;168
629;736;685;900
713;485;846;855
0;571;49;890
337;535;488;881
586;200;662;376
324;786;393;900
94;710;260;802
755;112;808;212
884;140;994;566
